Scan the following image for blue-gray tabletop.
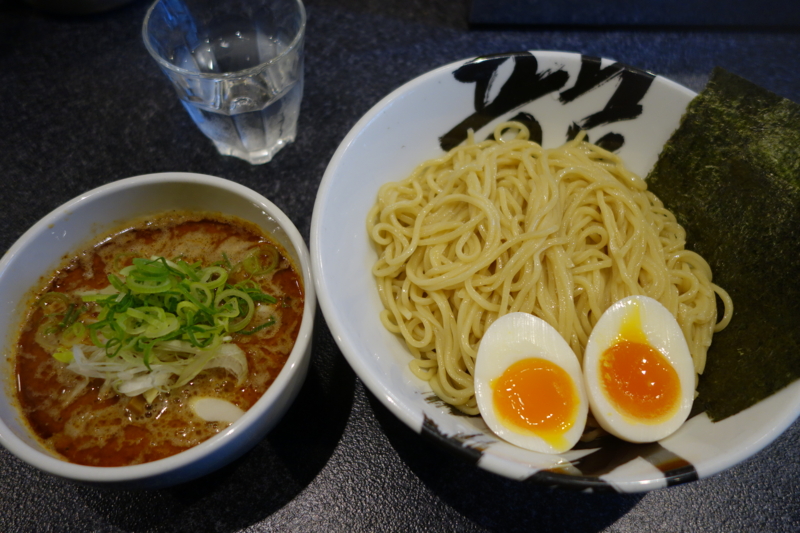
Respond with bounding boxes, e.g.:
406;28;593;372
1;0;799;531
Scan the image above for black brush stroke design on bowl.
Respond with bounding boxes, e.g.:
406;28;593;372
570;434;698;485
424;393;476;417
420;414;489;464
440;52;654;152
422;392;697;491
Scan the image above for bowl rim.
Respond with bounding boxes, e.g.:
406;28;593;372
0;172;316;484
310;50;800;491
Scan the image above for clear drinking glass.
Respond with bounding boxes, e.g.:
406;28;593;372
143;0;305;165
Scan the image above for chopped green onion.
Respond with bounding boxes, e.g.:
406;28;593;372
53;349;74;363
238;317;276;335
46;252;278;399
37;292;71;315
241;245;280;276
62;322;87;345
112;252;138;272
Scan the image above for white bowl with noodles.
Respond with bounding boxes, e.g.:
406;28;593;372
0;173;315;489
311;51;800;492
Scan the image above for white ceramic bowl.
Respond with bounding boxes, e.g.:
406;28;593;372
311;51;800;492
0;173;316;489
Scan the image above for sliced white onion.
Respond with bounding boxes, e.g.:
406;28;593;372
190;397;245;424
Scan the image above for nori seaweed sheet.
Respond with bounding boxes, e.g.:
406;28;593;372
646;67;800;422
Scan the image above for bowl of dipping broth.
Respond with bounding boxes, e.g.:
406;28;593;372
0;173;315;489
310;51;800;492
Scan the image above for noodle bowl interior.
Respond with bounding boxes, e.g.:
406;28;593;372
367;121;732;446
14;211;304;467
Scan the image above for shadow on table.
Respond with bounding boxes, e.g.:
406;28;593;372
69;309;356;532
368;392;643;533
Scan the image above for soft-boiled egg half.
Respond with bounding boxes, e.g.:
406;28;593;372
583;295;695;443
474;313;588;454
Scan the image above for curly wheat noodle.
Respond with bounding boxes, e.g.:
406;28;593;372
367;121;733;416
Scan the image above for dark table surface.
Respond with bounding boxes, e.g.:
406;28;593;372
1;0;799;531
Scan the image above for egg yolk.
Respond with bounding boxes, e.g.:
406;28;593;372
599;302;681;423
491;358;578;449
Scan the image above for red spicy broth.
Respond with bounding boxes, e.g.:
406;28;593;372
14;211;304;467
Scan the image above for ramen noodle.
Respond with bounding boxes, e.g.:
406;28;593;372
367;122;732;415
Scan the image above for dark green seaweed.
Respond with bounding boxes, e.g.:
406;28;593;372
646;67;800;421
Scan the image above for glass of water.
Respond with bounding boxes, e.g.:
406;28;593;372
143;0;305;165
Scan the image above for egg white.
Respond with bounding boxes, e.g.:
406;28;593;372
583;295;695;443
474;312;588;454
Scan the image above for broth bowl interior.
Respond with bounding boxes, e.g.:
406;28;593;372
311;51;800;492
0;173;315;488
